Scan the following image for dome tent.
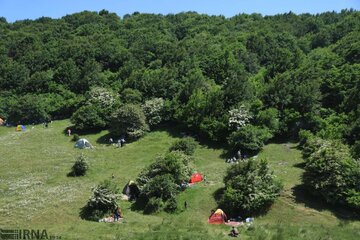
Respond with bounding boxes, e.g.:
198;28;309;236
122;180;140;200
16;125;26;131
74;138;93;149
208;209;227;224
189;173;203;184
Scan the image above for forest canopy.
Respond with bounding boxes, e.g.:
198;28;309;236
0;10;359;151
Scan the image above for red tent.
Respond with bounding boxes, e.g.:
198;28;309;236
208;209;227;224
189;173;203;183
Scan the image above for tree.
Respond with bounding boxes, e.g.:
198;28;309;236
110;104;149;139
68;154;89;177
6;94;50;124
121;88;143;104
169;137;198;156
219;159;282;216
142;97;165;127
80;180;120;221
228;105;253;131
70;105;106;130
303;140;360;209
136;151;192;213
228;125;273;153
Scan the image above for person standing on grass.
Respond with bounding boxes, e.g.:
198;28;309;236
67;128;71;136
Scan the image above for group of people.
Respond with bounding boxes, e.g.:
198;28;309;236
109;137;126;148
226;150;248;164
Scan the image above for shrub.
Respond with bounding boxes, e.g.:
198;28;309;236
164;197;178;213
110;104;149;139
169;137;197;156
70;105;106;130
144;197;163;214
121;88;142;104
255;108;280;134
80;180;120;221
228;105;253;131
141;174;179;201
228;125;273;153
219;159;282;216
303;140;360;209
136;152;192;214
137;151;193;187
142;97;165;127
69;154;89;177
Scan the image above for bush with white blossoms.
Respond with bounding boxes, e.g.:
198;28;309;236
86;87;118;109
142;98;165;127
228;105;252;130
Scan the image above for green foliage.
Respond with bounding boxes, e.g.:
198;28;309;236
228;125;273;153
302;139;360;210
351;140;360;159
164;197;178;213
144;197;163;214
110;104;149;139
70;105;107;130
6;94;50;124
80;180;120;221
136;151;192;213
121;88;143;104
69;154;89;176
142;174;179;201
169;137;198;156
137;151;192;187
255;108;280;134
142;97;165;127
219;159;282;216
0;10;358;147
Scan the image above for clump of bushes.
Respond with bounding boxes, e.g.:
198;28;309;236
136;151;193;214
80;180;120;221
110;104;149;140
301;136;360;210
219;159;282;216
68;154;88;177
169;137;198;156
228;125;272;153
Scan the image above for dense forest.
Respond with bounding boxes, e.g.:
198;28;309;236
0;9;359;212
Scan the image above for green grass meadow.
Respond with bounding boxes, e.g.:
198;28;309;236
0;120;359;239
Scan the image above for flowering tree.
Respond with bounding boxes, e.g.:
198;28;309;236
228;105;252;130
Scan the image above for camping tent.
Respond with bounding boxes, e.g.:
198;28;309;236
0;118;4;126
208;209;227;224
74;139;93;149
189;173;203;184
16;125;26;131
122;180;140;200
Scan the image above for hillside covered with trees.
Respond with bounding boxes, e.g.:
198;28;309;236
0;9;359;211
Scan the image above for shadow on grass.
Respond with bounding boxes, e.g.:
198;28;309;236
130;196;148;213
292;184;360;220
153;122;227;150
293;162;306;169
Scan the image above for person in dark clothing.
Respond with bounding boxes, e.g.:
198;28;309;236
113;207;122;221
229;227;239;237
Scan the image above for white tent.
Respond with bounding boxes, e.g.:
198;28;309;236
74;138;93;149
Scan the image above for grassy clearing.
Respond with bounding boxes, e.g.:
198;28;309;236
0;120;359;239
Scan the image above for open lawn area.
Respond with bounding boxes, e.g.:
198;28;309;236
0;120;359;239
